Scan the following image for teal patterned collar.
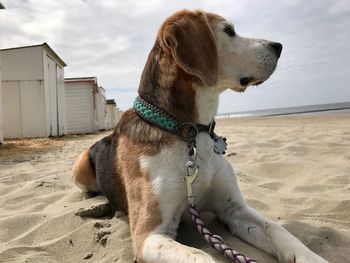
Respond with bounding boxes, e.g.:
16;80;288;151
133;96;227;155
133;96;180;134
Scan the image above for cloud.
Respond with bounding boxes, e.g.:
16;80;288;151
1;0;350;113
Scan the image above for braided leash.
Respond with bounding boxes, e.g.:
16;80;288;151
188;200;257;263
184;148;257;263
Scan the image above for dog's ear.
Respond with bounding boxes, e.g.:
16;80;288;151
161;12;218;86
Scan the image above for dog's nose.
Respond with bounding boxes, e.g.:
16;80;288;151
269;42;283;58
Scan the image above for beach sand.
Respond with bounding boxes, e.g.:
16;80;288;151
0;114;350;263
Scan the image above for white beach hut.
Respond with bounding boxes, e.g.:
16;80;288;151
0;50;3;144
1;43;66;138
95;86;107;130
0;2;5;144
106;99;118;130
64;77;99;134
116;108;123;123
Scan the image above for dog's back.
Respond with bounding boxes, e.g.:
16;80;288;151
72;132;127;212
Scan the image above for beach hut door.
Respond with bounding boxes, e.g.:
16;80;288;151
47;55;58;136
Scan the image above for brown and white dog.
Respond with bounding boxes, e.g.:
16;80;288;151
72;10;328;263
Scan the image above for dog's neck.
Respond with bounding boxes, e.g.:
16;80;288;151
193;85;220;124
138;42;219;126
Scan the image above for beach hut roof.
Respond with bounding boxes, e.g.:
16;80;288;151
106;99;116;105
1;42;66;67
65;77;98;84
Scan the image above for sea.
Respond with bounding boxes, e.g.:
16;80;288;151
217;102;350;118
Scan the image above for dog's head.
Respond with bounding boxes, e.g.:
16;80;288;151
158;10;282;92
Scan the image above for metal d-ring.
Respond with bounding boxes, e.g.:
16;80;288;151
185;160;196;176
188;147;197;164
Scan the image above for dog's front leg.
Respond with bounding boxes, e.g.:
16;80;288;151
218;205;328;263
127;153;215;263
138;233;215;263
211;158;328;263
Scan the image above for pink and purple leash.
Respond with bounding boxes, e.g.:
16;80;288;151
184;153;257;263
188;200;257;263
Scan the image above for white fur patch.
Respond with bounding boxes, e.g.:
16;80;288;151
139;131;221;236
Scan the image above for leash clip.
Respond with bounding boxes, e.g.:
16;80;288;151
184;160;199;203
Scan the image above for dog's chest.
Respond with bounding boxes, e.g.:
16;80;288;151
140;134;220;209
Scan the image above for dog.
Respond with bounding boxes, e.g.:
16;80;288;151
72;10;328;263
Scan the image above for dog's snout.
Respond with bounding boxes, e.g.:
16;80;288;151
269;42;283;58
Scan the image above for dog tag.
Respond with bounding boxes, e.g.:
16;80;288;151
212;135;227;155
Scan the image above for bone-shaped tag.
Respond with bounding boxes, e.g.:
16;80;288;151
212;135;227;155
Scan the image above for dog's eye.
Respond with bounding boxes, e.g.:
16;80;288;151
224;25;235;37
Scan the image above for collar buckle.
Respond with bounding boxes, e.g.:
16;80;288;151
208;120;216;135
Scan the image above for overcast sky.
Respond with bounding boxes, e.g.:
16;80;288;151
1;0;350;113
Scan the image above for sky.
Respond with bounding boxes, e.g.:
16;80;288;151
1;0;350;113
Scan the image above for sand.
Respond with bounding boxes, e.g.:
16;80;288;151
1;114;350;263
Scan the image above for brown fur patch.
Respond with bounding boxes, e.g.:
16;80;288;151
137;41;199;126
159;10;218;87
117;136;162;262
72;149;99;193
116;109;173;148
